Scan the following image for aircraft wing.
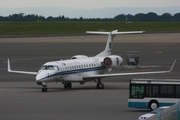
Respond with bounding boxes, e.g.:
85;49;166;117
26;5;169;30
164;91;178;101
83;59;176;80
7;59;37;75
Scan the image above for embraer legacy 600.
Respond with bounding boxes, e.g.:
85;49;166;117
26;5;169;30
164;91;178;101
7;30;176;92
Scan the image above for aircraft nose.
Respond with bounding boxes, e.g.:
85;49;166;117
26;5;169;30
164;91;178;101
36;72;46;81
36;73;41;81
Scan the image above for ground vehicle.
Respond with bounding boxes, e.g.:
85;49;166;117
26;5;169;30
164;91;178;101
138;106;169;120
147;101;180;120
128;79;180;110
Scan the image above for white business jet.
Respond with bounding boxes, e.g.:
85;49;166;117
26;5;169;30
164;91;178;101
7;30;176;92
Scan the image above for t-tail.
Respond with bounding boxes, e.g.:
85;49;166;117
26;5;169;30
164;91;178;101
86;30;145;57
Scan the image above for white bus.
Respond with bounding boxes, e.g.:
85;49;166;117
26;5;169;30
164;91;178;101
128;79;180;110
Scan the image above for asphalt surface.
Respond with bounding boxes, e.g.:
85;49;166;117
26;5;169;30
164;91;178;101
0;34;180;120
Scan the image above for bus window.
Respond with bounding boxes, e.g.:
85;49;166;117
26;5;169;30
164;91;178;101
175;86;180;97
130;85;144;98
152;86;159;97
161;85;174;98
146;85;151;97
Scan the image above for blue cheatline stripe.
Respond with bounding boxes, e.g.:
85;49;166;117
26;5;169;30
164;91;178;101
58;66;106;75
39;66;107;81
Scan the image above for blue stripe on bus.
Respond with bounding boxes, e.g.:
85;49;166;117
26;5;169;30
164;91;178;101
128;102;175;109
128;102;149;109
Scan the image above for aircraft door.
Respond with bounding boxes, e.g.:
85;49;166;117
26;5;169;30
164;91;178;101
55;65;60;72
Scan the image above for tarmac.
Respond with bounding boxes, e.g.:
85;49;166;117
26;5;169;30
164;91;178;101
0;33;180;120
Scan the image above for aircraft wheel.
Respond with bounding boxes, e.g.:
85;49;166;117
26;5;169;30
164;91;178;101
67;82;72;89
64;82;72;89
42;88;48;92
64;83;68;89
97;83;104;89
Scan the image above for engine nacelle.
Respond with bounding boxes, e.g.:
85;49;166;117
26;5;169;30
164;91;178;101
103;55;123;67
71;55;88;59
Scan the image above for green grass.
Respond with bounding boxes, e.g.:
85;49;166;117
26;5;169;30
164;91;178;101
0;22;180;35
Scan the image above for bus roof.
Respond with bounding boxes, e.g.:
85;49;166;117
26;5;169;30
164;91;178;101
130;78;180;85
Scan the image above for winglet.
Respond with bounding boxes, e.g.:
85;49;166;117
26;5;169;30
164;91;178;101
7;59;37;75
7;59;11;72
169;59;177;72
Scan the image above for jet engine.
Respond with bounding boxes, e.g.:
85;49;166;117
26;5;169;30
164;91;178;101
103;55;123;67
71;55;88;59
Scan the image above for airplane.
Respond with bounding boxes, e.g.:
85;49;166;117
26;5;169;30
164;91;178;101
7;30;176;92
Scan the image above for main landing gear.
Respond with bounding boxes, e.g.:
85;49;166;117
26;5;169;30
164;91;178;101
96;79;104;89
64;82;72;89
42;85;48;92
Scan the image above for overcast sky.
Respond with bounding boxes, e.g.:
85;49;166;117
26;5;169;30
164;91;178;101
1;0;180;18
1;0;180;9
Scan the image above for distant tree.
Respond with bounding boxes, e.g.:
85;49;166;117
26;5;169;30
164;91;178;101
114;14;127;22
61;15;65;20
145;12;159;22
79;17;83;21
160;13;173;21
174;13;180;21
47;16;53;21
134;13;146;21
125;14;134;22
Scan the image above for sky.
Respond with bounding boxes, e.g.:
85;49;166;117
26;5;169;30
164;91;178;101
1;0;180;18
1;0;180;9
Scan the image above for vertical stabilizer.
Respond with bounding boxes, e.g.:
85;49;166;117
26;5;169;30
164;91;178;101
95;32;115;57
86;30;144;57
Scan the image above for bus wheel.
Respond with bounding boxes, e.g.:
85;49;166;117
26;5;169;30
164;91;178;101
149;100;159;111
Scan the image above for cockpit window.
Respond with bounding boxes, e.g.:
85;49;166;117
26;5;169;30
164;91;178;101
40;65;54;70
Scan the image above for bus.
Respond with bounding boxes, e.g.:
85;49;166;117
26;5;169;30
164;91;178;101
128;78;180;110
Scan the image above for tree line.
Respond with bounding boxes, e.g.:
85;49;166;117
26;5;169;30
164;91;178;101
0;12;180;22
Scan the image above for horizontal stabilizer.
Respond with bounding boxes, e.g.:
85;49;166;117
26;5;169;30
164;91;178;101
86;30;145;35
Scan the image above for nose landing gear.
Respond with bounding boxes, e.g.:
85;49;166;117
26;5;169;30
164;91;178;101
42;87;48;92
42;82;48;92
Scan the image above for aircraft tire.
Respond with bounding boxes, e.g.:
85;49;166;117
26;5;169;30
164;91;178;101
97;83;104;89
42;88;48;92
64;82;72;89
67;82;72;89
64;84;68;89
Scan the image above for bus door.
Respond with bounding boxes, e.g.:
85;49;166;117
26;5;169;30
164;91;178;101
130;85;145;99
130;85;145;108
